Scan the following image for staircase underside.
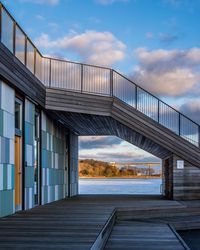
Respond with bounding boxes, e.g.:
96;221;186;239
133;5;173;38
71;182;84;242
46;88;200;167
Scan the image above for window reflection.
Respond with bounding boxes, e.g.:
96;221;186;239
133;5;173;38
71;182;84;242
15;99;22;131
15;26;25;64
26;39;35;73
1;9;14;52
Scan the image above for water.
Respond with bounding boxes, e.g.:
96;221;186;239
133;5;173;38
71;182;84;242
79;178;162;195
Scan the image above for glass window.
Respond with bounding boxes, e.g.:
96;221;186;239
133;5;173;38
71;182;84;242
34;111;40;206
15;26;25;64
35;112;40;139
1;9;14;52
35;51;42;81
26;39;35;73
15;99;22;132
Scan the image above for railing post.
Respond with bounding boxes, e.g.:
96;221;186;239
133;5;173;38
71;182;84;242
49;58;52;87
24;36;27;66
34;48;36;76
0;3;2;42
135;85;138;110
158;99;160;123
81;64;83;93
110;69;113;97
178;113;181;136
13;22;16;55
198;126;200;148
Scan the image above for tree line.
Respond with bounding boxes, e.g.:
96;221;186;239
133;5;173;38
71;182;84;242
79;159;160;178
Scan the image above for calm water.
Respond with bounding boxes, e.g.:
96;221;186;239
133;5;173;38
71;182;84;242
79;178;162;195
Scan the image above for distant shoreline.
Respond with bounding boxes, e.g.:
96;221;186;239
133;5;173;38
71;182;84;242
79;176;161;179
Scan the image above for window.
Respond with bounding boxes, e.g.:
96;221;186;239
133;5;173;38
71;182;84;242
15;26;25;64
15;98;22;134
1;9;14;52
26;39;35;74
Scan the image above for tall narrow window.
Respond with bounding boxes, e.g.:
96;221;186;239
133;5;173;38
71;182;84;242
15;98;23;135
34;111;40;206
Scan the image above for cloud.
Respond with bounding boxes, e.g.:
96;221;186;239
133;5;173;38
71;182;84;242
179;100;200;124
96;0;129;5
132;47;200;97
79;150;159;163
164;0;182;7
146;32;154;40
35;30;126;66
79;136;122;150
48;22;59;30
159;33;179;44
19;0;59;5
79;136;160;163
35;15;45;20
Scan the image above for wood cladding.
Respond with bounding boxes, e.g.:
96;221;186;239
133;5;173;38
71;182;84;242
46;88;200;169
0;43;45;107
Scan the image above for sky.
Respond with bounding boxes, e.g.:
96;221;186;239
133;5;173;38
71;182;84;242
3;0;200;163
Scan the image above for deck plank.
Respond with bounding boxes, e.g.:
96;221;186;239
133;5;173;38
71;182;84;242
0;195;191;250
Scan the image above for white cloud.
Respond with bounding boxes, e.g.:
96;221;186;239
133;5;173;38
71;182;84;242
35;15;45;20
19;0;59;5
180;100;200;124
132;47;200;97
35;30;126;66
146;32;154;39
96;0;129;5
79;136;159;163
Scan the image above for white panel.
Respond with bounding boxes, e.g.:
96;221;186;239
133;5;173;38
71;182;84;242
41;111;46;131
47;168;49;185
29;188;33;208
0;164;3;190
42;168;45;186
50;134;53;151
51;152;53;168
46;133;49;150
3;112;14;139
55;153;58;169
42;187;44;205
55;185;59;200
1;82;14;114
9;139;14;165
7;164;12;189
26;145;33;166
48;186;51;203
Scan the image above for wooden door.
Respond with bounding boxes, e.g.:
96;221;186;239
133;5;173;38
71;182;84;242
15;136;22;210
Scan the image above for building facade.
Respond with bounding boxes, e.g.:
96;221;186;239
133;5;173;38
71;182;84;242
0;80;78;217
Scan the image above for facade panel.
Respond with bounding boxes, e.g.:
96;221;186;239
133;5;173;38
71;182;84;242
24;99;35;210
41;112;67;205
0;81;15;217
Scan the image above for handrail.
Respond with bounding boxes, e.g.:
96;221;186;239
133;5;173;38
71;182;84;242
0;2;199;148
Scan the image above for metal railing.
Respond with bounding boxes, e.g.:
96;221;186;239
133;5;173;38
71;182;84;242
0;3;199;147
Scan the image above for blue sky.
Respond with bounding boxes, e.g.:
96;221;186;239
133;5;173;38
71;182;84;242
3;0;200;163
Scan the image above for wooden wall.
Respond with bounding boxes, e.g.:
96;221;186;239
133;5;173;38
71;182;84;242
163;154;200;200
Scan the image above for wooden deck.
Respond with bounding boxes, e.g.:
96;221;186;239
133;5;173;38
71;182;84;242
0;195;199;249
105;221;186;250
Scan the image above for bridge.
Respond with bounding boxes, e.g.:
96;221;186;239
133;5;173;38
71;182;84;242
110;162;161;167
